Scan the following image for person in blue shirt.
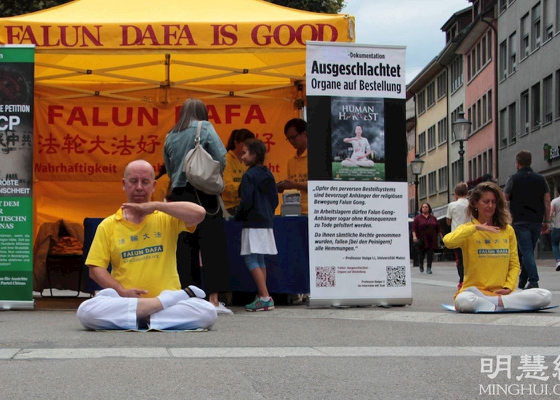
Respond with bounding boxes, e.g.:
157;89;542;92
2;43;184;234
164;98;232;315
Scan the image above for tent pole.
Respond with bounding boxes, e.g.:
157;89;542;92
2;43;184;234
164;54;171;87
159;54;171;104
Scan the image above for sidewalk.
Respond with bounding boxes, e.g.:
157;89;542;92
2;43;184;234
7;259;560;346
3;260;560;400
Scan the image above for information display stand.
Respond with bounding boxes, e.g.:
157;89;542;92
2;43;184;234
305;42;410;307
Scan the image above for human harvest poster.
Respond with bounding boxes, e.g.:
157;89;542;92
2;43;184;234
331;97;384;181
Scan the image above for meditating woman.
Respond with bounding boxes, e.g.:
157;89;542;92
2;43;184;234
443;182;552;312
340;125;375;168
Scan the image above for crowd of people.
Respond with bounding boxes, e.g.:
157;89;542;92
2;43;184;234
76;98;556;330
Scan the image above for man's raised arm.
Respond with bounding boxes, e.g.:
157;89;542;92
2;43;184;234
122;201;205;226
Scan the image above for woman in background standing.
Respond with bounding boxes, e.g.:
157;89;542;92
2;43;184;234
164;98;232;315
412;202;443;274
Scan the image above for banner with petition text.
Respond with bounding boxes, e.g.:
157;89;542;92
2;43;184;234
0;45;35;310
306;42;410;307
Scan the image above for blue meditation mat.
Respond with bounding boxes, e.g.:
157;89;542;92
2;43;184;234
442;304;559;314
96;328;207;332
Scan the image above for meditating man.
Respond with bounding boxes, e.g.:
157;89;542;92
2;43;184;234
77;160;218;330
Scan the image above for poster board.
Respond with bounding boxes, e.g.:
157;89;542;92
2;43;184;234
306;42;410;307
0;45;35;310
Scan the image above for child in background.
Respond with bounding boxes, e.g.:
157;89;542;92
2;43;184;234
222;128;256;215
234;139;279;311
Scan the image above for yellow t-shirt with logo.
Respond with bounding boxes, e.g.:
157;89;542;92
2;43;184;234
222;150;248;210
86;209;192;297
287;148;308;214
443;220;519;297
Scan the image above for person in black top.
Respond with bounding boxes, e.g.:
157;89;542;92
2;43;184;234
504;150;551;289
234;139;279;312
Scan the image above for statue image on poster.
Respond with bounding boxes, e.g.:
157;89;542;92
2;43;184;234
0;63;34;196
331;97;385;181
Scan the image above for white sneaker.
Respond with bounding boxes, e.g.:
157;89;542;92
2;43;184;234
215;302;233;315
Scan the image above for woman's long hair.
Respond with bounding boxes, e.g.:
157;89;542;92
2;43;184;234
467;181;511;229
170;98;208;133
225;128;255;151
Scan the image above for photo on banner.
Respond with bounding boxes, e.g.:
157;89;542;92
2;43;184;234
331;97;384;181
306;42;409;307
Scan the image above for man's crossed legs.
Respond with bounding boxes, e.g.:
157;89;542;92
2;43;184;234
77;286;217;330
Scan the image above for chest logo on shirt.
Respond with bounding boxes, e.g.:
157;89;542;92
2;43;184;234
290;172;308;183
477;249;509;255
118;231;162;245
122;245;164;259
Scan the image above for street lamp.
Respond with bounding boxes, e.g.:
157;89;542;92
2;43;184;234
452;111;472;183
410;153;425;214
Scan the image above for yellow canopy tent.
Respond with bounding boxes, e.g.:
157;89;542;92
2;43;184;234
0;0;355;233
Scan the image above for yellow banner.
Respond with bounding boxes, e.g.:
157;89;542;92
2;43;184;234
35;97;297;181
2;21;347;51
33;96;299;232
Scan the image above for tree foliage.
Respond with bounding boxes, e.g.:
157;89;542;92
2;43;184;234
1;0;345;18
266;0;345;14
0;0;71;18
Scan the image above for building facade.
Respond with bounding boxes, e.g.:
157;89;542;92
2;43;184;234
408;58;449;219
497;0;560;190
406;0;557;258
456;0;498;188
440;7;472;201
406;94;417;214
497;0;560;257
